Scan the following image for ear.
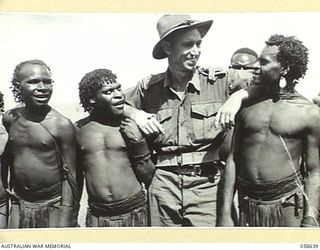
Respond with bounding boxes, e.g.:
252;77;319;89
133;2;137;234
280;66;290;77
161;41;171;56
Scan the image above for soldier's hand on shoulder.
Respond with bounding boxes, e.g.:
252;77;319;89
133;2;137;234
120;118;144;142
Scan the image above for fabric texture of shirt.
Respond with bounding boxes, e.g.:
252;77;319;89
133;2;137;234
125;66;232;155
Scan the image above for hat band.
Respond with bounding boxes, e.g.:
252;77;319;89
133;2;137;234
159;19;199;39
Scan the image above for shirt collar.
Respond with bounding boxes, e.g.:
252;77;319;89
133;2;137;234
164;68;201;92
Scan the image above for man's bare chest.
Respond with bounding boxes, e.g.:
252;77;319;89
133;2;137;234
241;100;307;137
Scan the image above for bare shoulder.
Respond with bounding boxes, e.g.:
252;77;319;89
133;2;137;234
2;107;24;130
44;108;75;138
75;116;91;130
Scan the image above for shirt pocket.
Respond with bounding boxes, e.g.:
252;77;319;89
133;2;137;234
155;107;173;144
191;102;224;142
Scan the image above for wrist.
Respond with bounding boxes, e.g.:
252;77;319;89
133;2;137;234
234;89;249;101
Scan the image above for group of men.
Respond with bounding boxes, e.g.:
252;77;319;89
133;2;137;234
0;14;319;228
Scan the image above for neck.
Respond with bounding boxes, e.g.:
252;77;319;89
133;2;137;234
168;66;194;91
24;104;51;122
90;109;121;126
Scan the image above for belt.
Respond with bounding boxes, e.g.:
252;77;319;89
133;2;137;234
159;163;221;176
155;150;219;167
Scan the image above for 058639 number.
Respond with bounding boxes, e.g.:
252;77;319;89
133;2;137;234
300;244;319;248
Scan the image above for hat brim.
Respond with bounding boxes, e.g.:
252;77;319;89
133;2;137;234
152;20;213;60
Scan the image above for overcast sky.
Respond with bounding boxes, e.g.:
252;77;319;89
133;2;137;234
0;12;319;121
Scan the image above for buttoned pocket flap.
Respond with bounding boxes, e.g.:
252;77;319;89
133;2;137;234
157;108;172;123
191;102;222;117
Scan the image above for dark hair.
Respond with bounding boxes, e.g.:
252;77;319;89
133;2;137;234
232;47;258;58
79;69;117;113
0;91;4;113
11;59;51;103
266;34;309;80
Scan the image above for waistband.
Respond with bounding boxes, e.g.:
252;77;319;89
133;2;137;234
155;150;219;167
159;162;222;176
238;172;301;201
10;181;61;202
88;189;146;217
11;193;61;208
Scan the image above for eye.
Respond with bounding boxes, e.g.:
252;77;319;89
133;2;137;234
43;79;53;85
27;79;41;84
103;89;113;95
117;86;122;91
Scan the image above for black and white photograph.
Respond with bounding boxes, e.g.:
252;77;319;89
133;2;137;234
0;9;320;238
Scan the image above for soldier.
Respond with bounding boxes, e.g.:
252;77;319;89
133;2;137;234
124;14;272;226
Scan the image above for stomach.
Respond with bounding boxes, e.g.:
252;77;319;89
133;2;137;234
84;158;142;203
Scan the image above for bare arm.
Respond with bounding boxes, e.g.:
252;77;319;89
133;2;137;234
123;104;164;135
56;119;78;227
216;123;241;226
216;69;275;128
120;118;155;188
301;108;320;227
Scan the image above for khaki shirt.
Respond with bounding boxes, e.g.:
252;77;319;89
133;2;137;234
125;67;235;155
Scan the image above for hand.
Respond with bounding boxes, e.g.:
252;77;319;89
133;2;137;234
58;205;73;227
215;89;248;130
132;110;164;135
120;118;144;142
216;215;234;227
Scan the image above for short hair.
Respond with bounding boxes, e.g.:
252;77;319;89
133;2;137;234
11;59;51;103
265;34;309;80
231;47;258;59
78;69;117;113
0;91;4;113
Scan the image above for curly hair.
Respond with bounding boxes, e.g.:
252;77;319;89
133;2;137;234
78;69;117;113
0;91;4;113
265;34;309;81
11;59;51;103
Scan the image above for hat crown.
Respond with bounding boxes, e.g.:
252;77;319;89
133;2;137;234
157;14;195;39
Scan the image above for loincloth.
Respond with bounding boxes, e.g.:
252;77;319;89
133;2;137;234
11;194;62;228
86;189;147;227
237;173;303;227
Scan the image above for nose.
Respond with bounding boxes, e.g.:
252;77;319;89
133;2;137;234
190;44;201;57
37;81;46;89
113;89;123;99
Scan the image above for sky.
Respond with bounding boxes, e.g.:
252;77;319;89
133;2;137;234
0;12;320;121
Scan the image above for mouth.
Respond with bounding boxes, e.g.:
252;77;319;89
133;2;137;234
113;100;125;108
33;93;50;102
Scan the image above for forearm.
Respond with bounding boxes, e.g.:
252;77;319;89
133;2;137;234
216;157;236;226
123;104;142;120
303;169;320;219
128;138;155;186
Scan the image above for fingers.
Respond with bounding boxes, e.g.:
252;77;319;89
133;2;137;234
148;116;165;134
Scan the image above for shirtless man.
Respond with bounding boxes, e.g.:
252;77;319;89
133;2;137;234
218;35;320;227
2;59;78;228
76;69;154;227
